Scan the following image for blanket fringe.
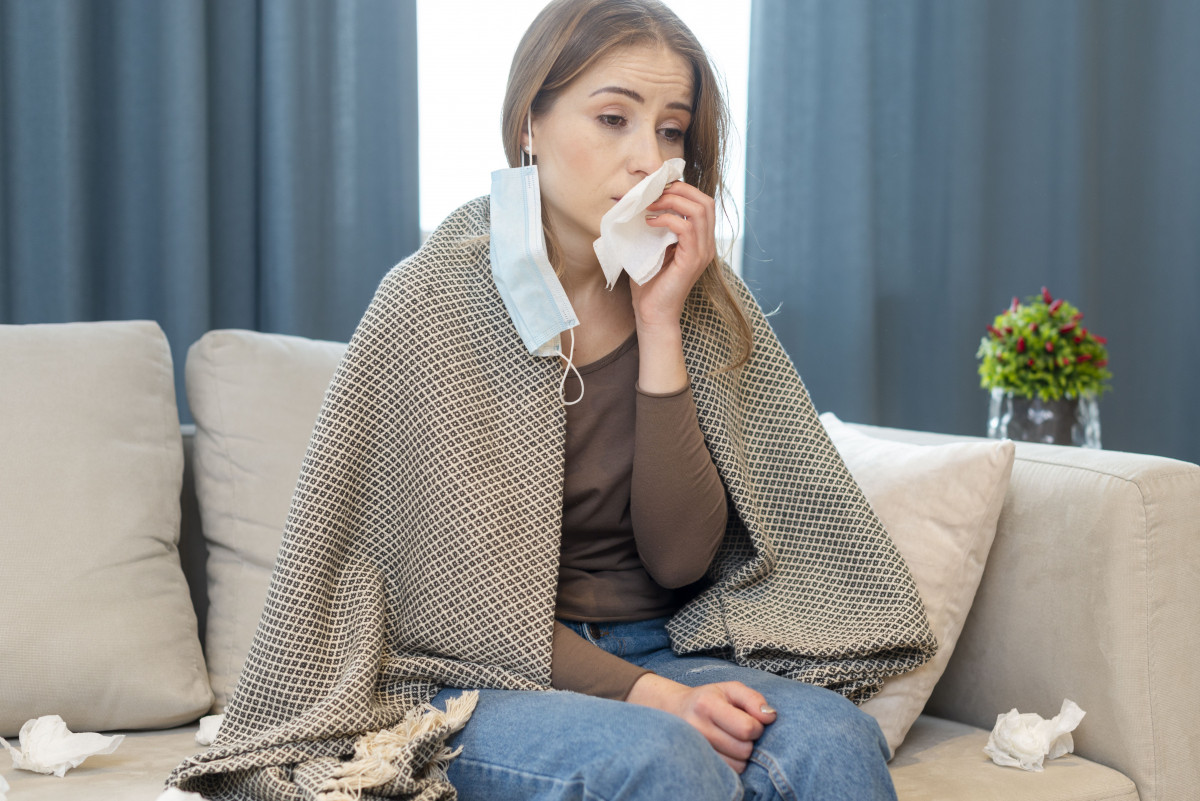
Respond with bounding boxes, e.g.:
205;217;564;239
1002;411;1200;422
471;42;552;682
319;691;479;801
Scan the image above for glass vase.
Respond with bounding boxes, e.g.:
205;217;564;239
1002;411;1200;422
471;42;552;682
987;389;1101;448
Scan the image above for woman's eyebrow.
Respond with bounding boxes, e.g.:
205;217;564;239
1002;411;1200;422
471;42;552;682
589;86;692;113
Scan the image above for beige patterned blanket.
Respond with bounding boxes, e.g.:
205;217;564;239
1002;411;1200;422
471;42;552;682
168;198;936;800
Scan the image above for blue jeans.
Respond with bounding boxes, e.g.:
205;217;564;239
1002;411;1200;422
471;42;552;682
433;617;896;801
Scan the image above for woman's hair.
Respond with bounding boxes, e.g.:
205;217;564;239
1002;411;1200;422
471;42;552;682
502;0;753;372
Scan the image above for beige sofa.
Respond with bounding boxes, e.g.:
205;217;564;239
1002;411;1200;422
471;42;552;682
2;322;1197;801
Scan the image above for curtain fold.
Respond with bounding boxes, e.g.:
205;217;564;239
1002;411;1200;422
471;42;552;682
0;0;420;419
744;0;1199;464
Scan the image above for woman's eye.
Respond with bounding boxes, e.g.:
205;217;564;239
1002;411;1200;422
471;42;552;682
660;128;684;143
599;114;626;128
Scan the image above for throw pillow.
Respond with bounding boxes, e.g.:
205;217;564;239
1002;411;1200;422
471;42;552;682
185;330;346;711
0;321;213;737
819;413;1015;757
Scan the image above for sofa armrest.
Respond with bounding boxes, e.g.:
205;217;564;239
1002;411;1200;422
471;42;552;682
852;423;1200;801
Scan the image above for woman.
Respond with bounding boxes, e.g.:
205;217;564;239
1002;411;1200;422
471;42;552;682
169;2;935;800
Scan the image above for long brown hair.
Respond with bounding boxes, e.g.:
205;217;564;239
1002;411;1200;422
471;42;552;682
501;0;753;371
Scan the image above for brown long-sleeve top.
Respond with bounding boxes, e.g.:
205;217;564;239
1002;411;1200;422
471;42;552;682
550;331;729;701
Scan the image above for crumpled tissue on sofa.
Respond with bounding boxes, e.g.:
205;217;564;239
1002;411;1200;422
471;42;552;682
984;699;1086;771
1;715;124;777
196;713;223;745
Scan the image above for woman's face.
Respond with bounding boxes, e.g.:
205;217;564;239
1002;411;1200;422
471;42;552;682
527;44;693;260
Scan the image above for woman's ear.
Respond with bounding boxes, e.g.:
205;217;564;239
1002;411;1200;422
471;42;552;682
520;112;535;158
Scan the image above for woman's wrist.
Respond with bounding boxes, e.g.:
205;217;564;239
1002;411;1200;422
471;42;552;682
635;320;688;394
625;671;687;710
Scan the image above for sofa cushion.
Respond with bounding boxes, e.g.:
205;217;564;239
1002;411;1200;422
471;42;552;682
889;715;1137;801
820;413;1015;757
0;321;213;737
185;329;346;711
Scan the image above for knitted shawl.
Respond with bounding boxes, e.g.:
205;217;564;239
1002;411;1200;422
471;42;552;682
169;198;936;800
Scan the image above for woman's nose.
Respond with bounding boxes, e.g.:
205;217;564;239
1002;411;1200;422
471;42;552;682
626;124;666;176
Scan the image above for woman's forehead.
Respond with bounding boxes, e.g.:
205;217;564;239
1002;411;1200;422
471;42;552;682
575;44;694;105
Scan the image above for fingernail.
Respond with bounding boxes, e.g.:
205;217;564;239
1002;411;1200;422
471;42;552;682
761;705;777;715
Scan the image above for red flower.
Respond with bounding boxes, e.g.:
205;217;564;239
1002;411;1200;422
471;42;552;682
1097;359;1108;367
1049;299;1064;314
1011;297;1020;312
1077;354;1094;363
1028;358;1035;367
1060;322;1077;333
1029;322;1038;332
1095;335;1108;345
1017;337;1027;353
1045;341;1055;352
1074;336;1083;343
1061;357;1070;367
1005;326;1014;334
1073;312;1084;321
987;325;1002;338
1042;286;1053;303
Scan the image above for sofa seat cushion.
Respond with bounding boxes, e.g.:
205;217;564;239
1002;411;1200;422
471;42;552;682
2;714;1139;800
890;715;1138;801
0;725;200;801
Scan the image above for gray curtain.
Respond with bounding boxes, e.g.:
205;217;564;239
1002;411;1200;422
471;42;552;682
0;0;420;419
744;0;1200;465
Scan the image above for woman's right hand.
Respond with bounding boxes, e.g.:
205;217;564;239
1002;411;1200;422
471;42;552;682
625;672;777;773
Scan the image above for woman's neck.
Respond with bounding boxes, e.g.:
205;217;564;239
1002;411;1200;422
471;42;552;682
554;233;610;304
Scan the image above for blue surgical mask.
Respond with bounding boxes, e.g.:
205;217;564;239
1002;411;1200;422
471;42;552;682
490;113;584;404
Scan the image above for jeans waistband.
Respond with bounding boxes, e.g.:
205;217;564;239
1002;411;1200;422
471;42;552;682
557;616;673;662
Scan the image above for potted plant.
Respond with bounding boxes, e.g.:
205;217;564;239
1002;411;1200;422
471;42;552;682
976;287;1111;447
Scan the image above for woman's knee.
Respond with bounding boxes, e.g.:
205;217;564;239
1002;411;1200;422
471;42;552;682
790;690;888;759
749;689;894;801
575;710;739;801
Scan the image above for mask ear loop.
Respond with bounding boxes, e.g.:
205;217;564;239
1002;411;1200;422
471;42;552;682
523;110;533;168
558;328;585;406
525;107;579;405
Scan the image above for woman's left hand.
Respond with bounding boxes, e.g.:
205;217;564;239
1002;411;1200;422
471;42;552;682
628;180;716;329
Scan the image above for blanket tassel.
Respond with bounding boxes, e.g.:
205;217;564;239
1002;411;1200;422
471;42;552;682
320;691;479;801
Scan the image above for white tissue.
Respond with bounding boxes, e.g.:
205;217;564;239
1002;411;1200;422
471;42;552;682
984;699;1086;771
593;157;687;288
196;713;224;746
0;715;124;777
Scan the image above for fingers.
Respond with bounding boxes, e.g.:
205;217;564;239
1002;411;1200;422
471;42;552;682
643;210;714;282
683;684;770;773
646;181;711;219
645;184;715;265
721;754;749;774
721;681;778;726
624;675;770;778
644;193;711;242
706;692;765;744
697;717;755;765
